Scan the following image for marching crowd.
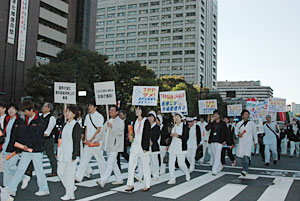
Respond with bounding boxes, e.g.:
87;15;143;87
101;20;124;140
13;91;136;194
0;101;300;200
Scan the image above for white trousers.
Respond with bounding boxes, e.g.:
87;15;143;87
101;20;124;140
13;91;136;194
127;150;151;188
281;139;288;155
168;153;189;182
210;143;223;174
150;152;159;179
100;151;122;184
187;148;197;172
3;152;19;187
75;146;106;181
159;146;167;174
58;159;78;198
0;151;4;173
201;142;213;164
264;143;278;163
290;141;300;156
80;141;93;177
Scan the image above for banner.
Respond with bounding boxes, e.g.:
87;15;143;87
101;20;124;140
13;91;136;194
254;118;264;134
132;86;159;106
7;0;18;44
17;0;29;61
94;81;116;105
227;104;242;117
54;82;76;104
198;99;217;115
267;98;286;113
246;101;268;120
160;91;187;113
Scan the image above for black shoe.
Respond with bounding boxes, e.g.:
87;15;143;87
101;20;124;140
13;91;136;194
265;163;270;166
125;187;134;193
49;173;58;177
289;156;293;158
274;160;277;165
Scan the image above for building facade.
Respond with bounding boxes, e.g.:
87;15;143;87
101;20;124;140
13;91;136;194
0;0;97;103
217;81;273;102
95;0;218;88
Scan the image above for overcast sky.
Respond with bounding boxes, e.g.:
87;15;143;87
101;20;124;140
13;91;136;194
217;0;300;104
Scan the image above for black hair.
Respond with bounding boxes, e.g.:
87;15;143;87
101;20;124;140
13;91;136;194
119;110;127;116
67;105;79;120
148;113;156;121
241;109;250;116
136;106;147;118
88;100;97;107
0;102;6;108
20;100;34;111
213;110;221;115
6;103;19;111
223;116;229;119
77;106;84;116
110;105;119;112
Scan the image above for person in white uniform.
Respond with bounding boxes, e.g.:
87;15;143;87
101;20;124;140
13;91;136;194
186;117;201;172
263;115;279;166
75;102;106;182
97;106;125;188
197;116;212;164
126;106;152;192
167;112;190;185
57;106;81;200
288;118;300;158
235;110;258;176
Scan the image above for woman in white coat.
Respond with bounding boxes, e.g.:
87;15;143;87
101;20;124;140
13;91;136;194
126;106;152;192
57;106;81;200
167;112;190;184
235;110;258;176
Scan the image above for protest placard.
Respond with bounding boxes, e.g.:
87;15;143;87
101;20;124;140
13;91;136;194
160;91;187;113
94;81;116;105
227;104;243;117
54;82;76;104
132;86;159;106
198;99;217;115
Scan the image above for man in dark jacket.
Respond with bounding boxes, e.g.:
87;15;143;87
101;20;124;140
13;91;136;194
205;110;227;176
288;118;300;158
117;110;130;170
221;116;236;166
4;101;50;197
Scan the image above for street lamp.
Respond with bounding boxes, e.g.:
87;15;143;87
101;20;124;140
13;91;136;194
200;75;203;100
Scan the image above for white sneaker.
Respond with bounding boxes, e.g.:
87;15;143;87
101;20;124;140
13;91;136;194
212;172;217;176
60;195;75;200
186;175;191;181
134;175;142;182
96;180;105;188
35;191;50;196
3;187;16;197
111;180;123;185
74;186;77;192
21;175;31;190
167;180;176;185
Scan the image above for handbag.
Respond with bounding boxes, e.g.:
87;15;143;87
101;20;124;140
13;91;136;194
165;137;171;146
163;152;169;164
195;145;203;161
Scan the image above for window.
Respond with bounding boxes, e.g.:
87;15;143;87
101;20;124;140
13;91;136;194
117;26;126;31
127;53;136;58
160;66;170;71
127;46;136;51
184;73;195;78
173;51;183;55
149;37;159;42
116;40;125;44
98;15;105;19
174;6;184;11
139;3;148;7
173;21;183;26
116;54;125;59
161;29;171;34
107;13;115;18
138;31;148;36
106;34;114;38
139;17;148;22
149;30;159;35
184;65;195;70
161;36;171;41
162;0;172;5
150;15;160;20
160;59;170;63
173;36;183;40
106;20;115;25
174;13;183;18
184;58;195;62
185;19;196;24
161;22;171;27
149;52;158;56
117;12;126;17
138;24;148;29
138;38;147;43
172;66;182;70
173;28;183;33
137;45;147;50
185;50;195;55
160;51;170;56
139;10;148;14
128;11;137;16
162;7;171;12
186;5;196;10
95;42;104;46
174;0;184;3
149;45;158;49
128;25;136;29
186;12;196;17
151;1;160;6
128;4;137;9
117;19;126;24
97;48;104;53
150;23;159;28
185;27;196;32
128;18;137;23
127;32;136;37
96;35;104;39
127;39;136;44
172;58;183;63
185;42;195;47
161;44;171;48
118;5;126;10
161;15;171;19
96;28;104;33
98;8;105;12
173;43;183;48
185;35;195;39
106;41;114;45
107;7;116;12
116;47;125;52
149;60;158;64
150;8;160;13
105;48;114;52
116;33;125;37
137;53;147;57
98;21;105;26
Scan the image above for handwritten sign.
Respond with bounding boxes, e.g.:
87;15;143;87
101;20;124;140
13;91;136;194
160;91;187;113
267;98;286;113
198;99;217;115
132;86;159;106
227;104;243;117
94;81;116;105
54;82;76;104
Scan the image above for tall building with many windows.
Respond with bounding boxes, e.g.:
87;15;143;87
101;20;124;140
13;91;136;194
95;0;218;88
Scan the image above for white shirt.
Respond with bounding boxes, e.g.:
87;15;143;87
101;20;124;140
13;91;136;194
197;121;209;143
0;114;6;129
131;117;146;153
263;122;278;145
84;111;104;140
42;113;56;136
187;124;197;149
57;120;77;162
77;118;83;127
168;122;186;154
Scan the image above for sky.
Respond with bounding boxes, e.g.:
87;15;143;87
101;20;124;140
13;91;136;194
217;0;300;104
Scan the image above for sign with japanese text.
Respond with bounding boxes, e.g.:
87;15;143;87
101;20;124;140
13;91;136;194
94;81;116;105
160;91;187;113
227;104;243;117
54;82;76;104
17;0;29;61
198;99;217;115
132;86;159;106
7;0;18;44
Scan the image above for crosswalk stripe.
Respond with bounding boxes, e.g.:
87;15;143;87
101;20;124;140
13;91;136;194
199;183;247;201
111;170;185;193
153;173;224;199
75;191;117;201
76;172;129;187
257;178;293;201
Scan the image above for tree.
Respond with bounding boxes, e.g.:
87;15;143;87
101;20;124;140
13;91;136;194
26;46;115;108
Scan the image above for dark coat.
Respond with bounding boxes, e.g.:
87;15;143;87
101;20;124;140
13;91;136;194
150;124;160;152
160;125;170;146
170;124;189;151
206;120;227;144
62;122;81;160
141;119;152;151
225;124;235;145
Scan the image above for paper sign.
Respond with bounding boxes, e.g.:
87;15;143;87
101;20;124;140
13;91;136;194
198;99;217;115
227;104;243;117
54;82;76;104
160;91;187;113
94;81;116;105
132;86;159;106
254;118;264;134
267;98;286;113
